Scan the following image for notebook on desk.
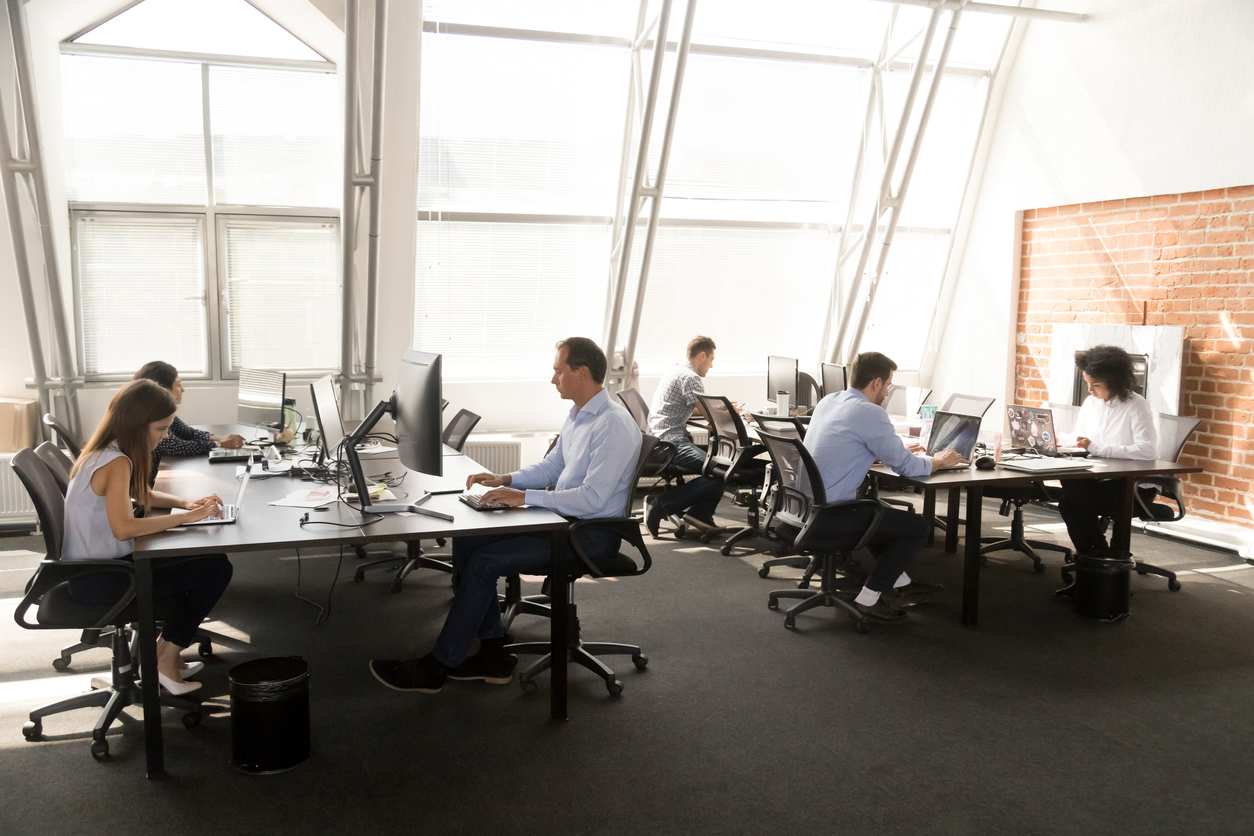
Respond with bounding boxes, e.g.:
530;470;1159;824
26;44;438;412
999;457;1093;474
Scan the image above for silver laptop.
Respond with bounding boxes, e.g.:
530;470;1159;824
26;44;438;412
925;411;981;471
180;462;252;526
999;457;1093;474
1006;404;1086;457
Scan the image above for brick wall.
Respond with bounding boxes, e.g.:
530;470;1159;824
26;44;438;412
1016;185;1254;525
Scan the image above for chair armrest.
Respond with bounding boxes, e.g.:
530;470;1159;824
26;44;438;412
794;499;885;554
650;440;677;473
568;517;651;578
14;559;137;632
1134;476;1181;521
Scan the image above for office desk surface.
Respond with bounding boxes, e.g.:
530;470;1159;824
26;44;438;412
872;457;1201;488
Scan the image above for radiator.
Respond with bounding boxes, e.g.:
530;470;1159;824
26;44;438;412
462;440;522;474
0;453;37;525
689;428;709;446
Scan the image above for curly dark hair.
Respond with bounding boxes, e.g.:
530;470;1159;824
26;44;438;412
1076;345;1135;401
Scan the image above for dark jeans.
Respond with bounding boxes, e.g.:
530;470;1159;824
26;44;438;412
433;529;621;669
779;505;928;593
1058;478;1156;556
655;440;723;522
68;554;233;648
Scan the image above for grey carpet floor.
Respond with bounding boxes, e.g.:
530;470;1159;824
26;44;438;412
2;492;1253;836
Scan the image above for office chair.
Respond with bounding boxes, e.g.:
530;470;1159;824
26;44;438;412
694;395;769;555
507;435;662;697
1126;413;1200;591
34;441;73;493
11;450;201;760
978;482;1071;573
42;413;80;459
615;388;687;488
442;408;481;451
756;430;885;633
748;413;813;580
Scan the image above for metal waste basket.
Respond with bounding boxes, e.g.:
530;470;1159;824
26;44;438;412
229;656;311;773
1074;553;1135;622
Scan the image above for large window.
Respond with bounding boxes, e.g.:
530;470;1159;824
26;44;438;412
62;1;339;380
414;1;1008;378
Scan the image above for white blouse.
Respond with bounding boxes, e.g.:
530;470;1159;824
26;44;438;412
1069;392;1158;460
63;444;134;560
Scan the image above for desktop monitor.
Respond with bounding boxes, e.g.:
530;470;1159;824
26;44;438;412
767;355;799;408
394;349;443;477
237;368;286;429
309;374;346;461
821;363;847;397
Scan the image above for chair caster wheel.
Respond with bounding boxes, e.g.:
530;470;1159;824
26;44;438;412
768;597;779;610
353;571;365;582
182;711;201;729
436;538;446;547
520;676;537;693
632;653;648;670
91;739;109;761
23;721;41;741
1135;565;1148;575
758;566;770;578
390;581;403;594
798;579;811;590
855;620;869;634
719;543;733;556
1168;579;1182;592
1033;563;1046;574
702;533;715;545
784;615;796;630
198;642;213;658
674;523;687;538
606;680;623;698
52;656;70;672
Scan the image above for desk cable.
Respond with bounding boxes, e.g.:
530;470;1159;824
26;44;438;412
293;545;345;626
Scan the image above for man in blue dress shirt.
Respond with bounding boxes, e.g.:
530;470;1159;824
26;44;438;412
802;351;964;621
371;337;642;693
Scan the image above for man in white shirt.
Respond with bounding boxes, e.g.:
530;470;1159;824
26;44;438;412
800;352;964;621
644;336;724;536
370;338;642;694
1057;345;1158;558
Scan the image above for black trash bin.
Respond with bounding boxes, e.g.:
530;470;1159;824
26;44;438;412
229;657;311;773
1074;553;1135;622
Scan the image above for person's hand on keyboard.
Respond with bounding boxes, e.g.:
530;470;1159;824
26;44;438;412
184;493;224;514
466;472;512;490
479;487;526;508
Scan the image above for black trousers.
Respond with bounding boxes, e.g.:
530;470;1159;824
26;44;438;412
68;554;233;648
1057;478;1156;556
779;505;928;593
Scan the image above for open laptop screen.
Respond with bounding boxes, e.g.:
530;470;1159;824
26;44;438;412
1007;405;1057;454
926;411;981;459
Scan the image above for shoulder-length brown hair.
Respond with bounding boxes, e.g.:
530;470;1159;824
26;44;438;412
71;380;176;505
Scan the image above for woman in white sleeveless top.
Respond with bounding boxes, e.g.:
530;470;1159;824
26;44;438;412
65;380;233;695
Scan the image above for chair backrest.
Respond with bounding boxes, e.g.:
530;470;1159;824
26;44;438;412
1153;413;1201;463
42;413;81;459
755;430;827;528
749;413;805;441
440;399;449;413
11;449;66;561
34;441;73;494
939;393;994;418
694;394;752;465
440;408;481;452
1045;402;1081;437
796;372;821;409
616;388;650;432
623;435;664;517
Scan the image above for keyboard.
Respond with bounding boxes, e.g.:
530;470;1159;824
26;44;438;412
459;493;510;512
208;449;254;463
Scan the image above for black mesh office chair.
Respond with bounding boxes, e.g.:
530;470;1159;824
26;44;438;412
747;413;814;580
11;450;201;760
507;435;661;697
1124;413;1200;591
34;441;73;493
499;433;563;635
757;430;883;633
615;388;685;485
978;482;1071;573
694;395;769;555
42;413;80;459
441;408;481;451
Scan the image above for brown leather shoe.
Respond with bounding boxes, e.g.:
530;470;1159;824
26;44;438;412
853;599;908;622
884;581;943;607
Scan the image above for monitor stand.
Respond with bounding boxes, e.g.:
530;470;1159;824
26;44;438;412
342;397;454;523
363;489;451;521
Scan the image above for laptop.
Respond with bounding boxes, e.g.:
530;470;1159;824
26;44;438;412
999;457;1093;474
209;448;254;463
1006;405;1086;457
180;462;252;526
924;411;981;471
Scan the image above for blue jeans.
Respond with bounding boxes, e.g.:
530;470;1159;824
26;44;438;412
654;440;723;522
778;506;928;592
432;529;620;668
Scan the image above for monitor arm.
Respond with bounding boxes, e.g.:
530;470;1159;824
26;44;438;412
341;394;453;521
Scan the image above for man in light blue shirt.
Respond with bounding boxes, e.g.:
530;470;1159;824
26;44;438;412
801;352;963;622
371;337;642;694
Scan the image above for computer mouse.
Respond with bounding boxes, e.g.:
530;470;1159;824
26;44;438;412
974;455;996;471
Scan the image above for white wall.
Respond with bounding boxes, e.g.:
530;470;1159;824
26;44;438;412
930;0;1254;423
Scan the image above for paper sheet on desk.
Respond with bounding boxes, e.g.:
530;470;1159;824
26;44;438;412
269;488;398;508
355;443;397;454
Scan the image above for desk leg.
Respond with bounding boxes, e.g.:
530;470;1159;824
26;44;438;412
1111;476;1134;554
962;486;983;627
550;527;569;722
923;489;936;547
135;559;165;778
944;488;961;554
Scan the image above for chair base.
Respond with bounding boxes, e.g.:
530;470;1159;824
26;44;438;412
506;595;645;698
1135;561;1182;592
757;554;811;580
978;503;1072;574
353;543;452;593
767;552;869;633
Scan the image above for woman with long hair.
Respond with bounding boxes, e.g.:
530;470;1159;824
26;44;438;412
133;361;245;484
64;380;234;695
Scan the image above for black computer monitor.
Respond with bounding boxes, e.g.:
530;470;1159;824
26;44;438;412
309;374;345;461
821;363;847;397
767;355;799;408
237;368;286;430
394;350;443;477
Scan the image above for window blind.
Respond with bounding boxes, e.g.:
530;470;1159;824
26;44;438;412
76;214;207;377
423;0;637;38
413;221;609;380
61;55;206;205
858;232;950;367
222;219;340;372
210;66;339;208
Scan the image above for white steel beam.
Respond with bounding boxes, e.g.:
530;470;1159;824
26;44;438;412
867;0;1087;23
